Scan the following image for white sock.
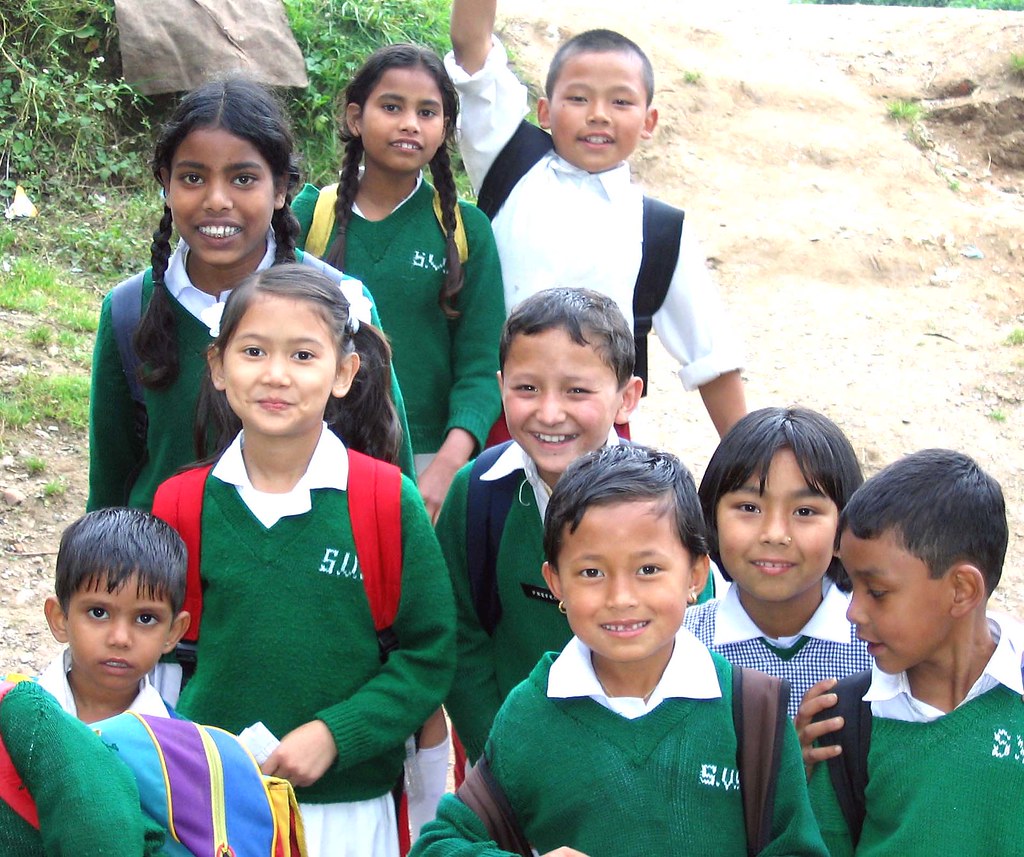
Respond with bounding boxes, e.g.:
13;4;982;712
406;735;451;841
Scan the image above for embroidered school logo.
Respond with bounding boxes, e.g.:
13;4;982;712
319;547;361;580
991;728;1024;762
413;249;447;272
699;762;741;792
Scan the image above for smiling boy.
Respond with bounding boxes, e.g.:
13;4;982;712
808;449;1024;856
40;508;190;723
447;0;746;437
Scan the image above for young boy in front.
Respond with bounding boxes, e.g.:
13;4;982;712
415;445;827;856
446;0;746;438
809;449;1024;856
436;286;642;765
39;507;190;723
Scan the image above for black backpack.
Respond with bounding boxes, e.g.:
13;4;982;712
476;120;685;392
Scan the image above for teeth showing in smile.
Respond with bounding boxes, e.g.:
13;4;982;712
535;433;575;443
198;225;241;239
393;141;421;150
602;621;648;632
582;135;612;144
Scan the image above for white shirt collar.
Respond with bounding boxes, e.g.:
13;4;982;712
351;171;423;218
211;424;349;528
865;613;1024;722
541;150;634;202
713;578;850;646
547;628;722;720
37;648;171;721
164;231;277;318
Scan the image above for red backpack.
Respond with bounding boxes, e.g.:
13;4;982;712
0;680;40;830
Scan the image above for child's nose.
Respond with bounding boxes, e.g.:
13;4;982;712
587;100;611;124
536;392;566;425
203;177;233;212
261;354;290;384
107;619;132;648
846;592;865;627
758;510;792;547
606;576;639;608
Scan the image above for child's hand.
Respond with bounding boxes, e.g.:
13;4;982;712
419;428;476;523
261;719;337;787
795;677;843;781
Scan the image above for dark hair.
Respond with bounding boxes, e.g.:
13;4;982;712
326;44;464;318
840;448;1006;594
544;444;707;567
546;29;655;106
137;76;302;390
499;287;635;387
699;407;863;587
195;265;402;465
55;508;187;614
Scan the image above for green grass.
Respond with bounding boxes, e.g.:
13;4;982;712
683;70;703;85
988;410;1008;423
0;372;91;430
23;456;46;475
888;99;923;123
43;479;67;498
1006;329;1024;346
1011;54;1024;79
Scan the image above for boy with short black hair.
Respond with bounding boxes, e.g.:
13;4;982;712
40;507;190;723
808;448;1024;855
416;445;827;855
436;286;641;763
447;0;746;438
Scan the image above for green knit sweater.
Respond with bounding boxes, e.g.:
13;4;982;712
0;681;165;856
412;653;828;856
175;474;455;804
292;181;504;454
435;462;571;761
810;684;1024;857
87;258;415;512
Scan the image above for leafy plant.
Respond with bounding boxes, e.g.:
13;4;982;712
43;479;67;498
888;99;922;123
24;456;46;475
683;70;703;85
1005;329;1024;346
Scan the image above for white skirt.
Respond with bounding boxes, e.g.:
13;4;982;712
299;794;399;857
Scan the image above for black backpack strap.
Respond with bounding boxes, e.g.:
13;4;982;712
455;753;532;856
632;197;685;394
732;666;790;857
110;272;146;404
813;669;872;845
465;442;521;636
476;121;554;220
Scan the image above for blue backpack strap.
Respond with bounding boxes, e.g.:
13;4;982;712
632;197;685;394
814;669;872;844
465;441;521;636
476;121;554;220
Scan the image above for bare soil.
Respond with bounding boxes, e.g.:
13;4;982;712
2;0;1024;671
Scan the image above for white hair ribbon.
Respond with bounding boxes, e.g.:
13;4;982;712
338;277;373;334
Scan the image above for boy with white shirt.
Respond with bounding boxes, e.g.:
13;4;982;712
40;507;190;723
447;0;746;438
808;449;1024;856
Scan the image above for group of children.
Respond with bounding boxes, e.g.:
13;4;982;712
5;1;1022;855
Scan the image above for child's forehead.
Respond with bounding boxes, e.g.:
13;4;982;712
504;328;616;372
75;571;171;605
551;48;650;94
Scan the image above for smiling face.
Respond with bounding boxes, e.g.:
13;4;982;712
537;49;657;174
160;127;287;296
543;499;709;697
44;576;188;720
499;328;641;488
715;449;840;637
209;293;359;452
346;66;447;186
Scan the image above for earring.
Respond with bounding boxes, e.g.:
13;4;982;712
558;601;567;614
687;591;698;605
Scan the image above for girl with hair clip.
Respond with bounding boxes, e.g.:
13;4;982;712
292;43;505;521
159;265;455;857
684;406;872;722
88;75;413;515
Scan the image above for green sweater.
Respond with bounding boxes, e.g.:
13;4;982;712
810;684;1024;856
435;461;571;761
87;257;415;512
293;181;504;454
412;653;828;856
175;474;455;804
0;681;165;856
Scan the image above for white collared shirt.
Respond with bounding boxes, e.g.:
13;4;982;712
479;429;622;522
351;171;422;219
38;648;171;720
865;614;1024;723
164;230;277;319
211;424;349;529
548;628;722;720
712;579;852;648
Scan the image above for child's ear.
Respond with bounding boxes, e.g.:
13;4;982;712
641;106;658;141
208;347;227;392
614;376;644;424
344;103;364;138
273;179;287;212
163;611;192;654
541;561;563;600
332;351;360;399
688;554;711;604
537;97;552;130
948;562;987;618
44;595;70;644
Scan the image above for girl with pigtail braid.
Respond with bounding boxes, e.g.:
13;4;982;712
88;75;413;514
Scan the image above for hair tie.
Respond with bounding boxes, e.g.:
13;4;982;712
200;301;226;338
338;276;373;335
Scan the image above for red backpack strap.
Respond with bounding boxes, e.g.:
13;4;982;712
0;681;40;830
152;464;213;643
347;451;403;636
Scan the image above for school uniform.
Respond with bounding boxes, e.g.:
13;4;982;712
413;630;828;856
444;37;744;392
809;615;1024;856
685;580;872;717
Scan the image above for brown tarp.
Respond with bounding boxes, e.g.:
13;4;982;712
114;0;309;95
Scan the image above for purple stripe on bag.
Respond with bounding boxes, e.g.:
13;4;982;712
144;716;215;850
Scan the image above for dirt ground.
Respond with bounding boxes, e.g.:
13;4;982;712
2;1;1024;671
